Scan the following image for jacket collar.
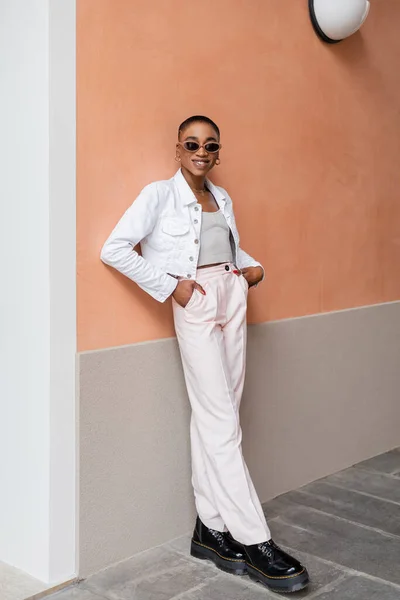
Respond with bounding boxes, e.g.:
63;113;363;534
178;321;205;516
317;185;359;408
173;169;226;208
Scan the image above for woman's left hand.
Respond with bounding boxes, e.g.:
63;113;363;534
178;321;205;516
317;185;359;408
241;266;264;288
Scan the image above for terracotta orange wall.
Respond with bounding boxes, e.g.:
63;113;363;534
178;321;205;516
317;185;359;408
77;0;400;352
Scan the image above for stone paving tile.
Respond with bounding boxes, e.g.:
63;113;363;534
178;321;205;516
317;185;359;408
307;573;400;600
175;574;276;600
281;482;400;536
262;493;300;520
321;466;400;504
353;448;400;475
81;546;216;600
165;532;192;556
268;505;400;585
48;588;107;600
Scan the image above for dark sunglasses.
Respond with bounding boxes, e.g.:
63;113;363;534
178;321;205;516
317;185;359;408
179;141;221;154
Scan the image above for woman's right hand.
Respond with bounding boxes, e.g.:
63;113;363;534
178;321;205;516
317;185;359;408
172;279;206;308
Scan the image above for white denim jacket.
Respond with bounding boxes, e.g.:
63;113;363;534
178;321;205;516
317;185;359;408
101;169;263;303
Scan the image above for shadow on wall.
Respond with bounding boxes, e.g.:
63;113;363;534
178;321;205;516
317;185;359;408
327;32;386;94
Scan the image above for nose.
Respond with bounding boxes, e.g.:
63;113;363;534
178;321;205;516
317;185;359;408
196;146;208;156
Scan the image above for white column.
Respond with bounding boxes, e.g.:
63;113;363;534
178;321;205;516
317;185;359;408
0;0;76;583
49;0;77;583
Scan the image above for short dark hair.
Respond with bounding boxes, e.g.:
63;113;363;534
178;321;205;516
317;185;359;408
178;115;220;139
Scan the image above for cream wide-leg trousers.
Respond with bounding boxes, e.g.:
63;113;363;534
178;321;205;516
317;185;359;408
172;263;271;545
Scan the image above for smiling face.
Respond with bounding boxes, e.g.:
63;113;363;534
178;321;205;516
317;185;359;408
176;121;220;178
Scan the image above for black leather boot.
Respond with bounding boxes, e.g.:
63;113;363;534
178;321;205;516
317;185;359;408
244;539;309;593
190;517;247;575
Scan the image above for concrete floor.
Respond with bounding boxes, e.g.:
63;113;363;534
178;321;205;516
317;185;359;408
46;447;400;600
0;561;52;600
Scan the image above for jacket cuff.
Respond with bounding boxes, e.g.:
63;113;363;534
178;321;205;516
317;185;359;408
155;275;179;303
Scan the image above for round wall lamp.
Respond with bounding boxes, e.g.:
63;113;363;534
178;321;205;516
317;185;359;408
309;0;370;43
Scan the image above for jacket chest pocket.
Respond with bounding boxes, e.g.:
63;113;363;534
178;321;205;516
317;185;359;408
160;218;190;249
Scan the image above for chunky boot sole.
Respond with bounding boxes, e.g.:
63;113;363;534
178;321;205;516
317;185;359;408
190;540;247;576
247;564;309;593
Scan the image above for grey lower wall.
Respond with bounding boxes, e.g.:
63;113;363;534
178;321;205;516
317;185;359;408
78;301;400;577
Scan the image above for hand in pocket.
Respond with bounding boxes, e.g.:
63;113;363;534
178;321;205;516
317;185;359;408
172;279;206;308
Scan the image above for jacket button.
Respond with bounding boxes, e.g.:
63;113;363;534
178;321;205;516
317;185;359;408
194;206;199;211
194;239;199;244
194;219;198;224
187;274;192;278
225;265;230;271
189;256;194;261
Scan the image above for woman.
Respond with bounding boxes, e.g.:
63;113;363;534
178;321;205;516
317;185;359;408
101;115;309;593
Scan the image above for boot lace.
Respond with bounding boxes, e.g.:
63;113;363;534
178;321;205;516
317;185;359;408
209;528;226;544
258;539;278;559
